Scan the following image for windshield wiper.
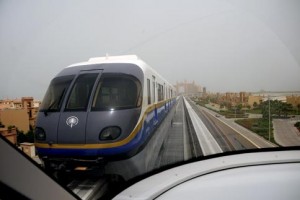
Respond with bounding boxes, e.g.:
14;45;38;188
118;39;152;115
44;101;56;116
44;89;66;116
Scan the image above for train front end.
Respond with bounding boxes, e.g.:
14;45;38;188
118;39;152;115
34;61;144;170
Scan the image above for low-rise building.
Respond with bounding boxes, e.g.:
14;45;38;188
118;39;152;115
286;95;300;108
0;97;41;131
262;96;287;102
0;109;29;133
248;95;264;108
219;92;251;107
21;97;41;128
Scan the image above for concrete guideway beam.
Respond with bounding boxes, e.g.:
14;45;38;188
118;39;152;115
183;97;222;155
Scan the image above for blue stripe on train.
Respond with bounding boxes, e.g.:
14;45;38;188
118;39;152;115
36;99;176;157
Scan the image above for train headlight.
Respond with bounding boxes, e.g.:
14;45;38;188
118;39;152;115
99;126;121;140
35;127;46;141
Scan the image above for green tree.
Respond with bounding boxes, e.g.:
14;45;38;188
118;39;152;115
253;102;258;108
261;100;293;119
225;102;232;110
210;97;217;104
295;121;300;128
26;130;34;143
17;130;27;144
17;129;34;144
282;103;293;117
237;104;243;111
220;102;226;109
261;100;273;119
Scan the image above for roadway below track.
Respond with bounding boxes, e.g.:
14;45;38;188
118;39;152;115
154;95;276;168
186;98;276;149
186;98;256;151
273;118;300;146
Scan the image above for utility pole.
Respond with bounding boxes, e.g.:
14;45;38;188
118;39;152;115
268;95;271;141
234;106;237;119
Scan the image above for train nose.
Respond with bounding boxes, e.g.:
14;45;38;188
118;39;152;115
57;113;88;144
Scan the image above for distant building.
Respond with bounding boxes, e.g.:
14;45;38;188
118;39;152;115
0;98;22;109
203;87;207;96
262;96;287;103
207;91;251;108
248;95;264;108
175;80;201;96
286;95;300;108
0;97;41;132
240;92;247;104
21;97;41;128
203;90;300;110
0;109;29;133
224;92;239;106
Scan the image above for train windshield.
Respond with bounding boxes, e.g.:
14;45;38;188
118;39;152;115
65;73;99;111
40;75;74;112
91;75;142;111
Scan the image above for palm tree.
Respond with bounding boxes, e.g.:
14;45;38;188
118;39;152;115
282;103;293;117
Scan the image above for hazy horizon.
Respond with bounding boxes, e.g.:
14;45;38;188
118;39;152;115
1;0;300;100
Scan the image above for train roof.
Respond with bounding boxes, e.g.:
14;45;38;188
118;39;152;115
67;55;141;67
66;55;174;88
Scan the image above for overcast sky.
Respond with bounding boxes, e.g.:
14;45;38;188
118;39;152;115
1;0;300;100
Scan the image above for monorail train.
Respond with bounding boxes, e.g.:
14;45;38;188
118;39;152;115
34;55;176;170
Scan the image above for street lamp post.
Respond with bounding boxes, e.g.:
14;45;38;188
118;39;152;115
234;107;237;119
268;95;271;141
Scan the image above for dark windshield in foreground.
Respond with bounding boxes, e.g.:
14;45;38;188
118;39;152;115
39;75;74;112
1;1;300;200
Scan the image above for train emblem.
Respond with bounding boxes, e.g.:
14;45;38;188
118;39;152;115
66;116;79;128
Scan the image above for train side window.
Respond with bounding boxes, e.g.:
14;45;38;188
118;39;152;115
164;83;165;100
158;84;164;101
92;75;142;111
152;76;155;103
165;85;167;99
157;84;160;101
65;73;98;111
147;79;151;105
162;85;164;100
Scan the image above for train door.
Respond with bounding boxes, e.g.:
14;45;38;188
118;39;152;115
57;70;101;144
